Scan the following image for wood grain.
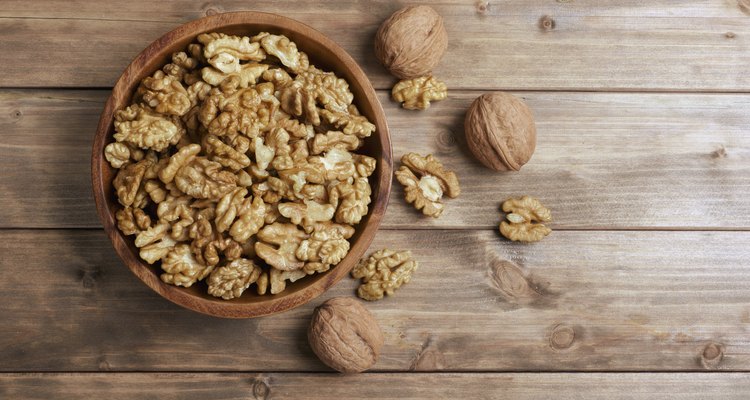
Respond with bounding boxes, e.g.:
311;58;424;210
2;1;749;391
2;90;748;230
2;229;749;372
1;1;748;90
2;372;750;399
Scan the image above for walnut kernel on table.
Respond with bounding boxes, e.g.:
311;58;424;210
392;76;447;110
395;153;460;218
351;249;418;301
308;297;384;373
105;32;378;300
500;196;552;243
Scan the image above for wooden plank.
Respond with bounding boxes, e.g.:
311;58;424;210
2;90;749;230
1;1;749;90
1;229;749;372
2;372;750;399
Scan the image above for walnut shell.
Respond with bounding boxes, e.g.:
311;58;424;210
464;92;537;171
374;5;448;79
308;297;384;373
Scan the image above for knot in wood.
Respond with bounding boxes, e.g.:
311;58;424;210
253;377;270;400
435;130;456;152
700;342;724;369
539;15;555;31
711;145;727;159
739;0;750;16
202;3;224;16
97;356;111;371
79;267;101;289
475;1;489;14
489;260;539;303
549;324;575;350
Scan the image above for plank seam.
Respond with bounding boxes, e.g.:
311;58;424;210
1;227;750;232
2;87;750;95
1;370;749;374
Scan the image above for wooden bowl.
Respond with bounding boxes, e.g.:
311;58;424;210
91;12;392;318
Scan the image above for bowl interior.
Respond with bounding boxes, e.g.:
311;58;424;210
92;12;392;318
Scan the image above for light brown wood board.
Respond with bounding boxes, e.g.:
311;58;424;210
0;1;748;90
1;0;750;395
2;373;750;399
1;90;748;229
1;229;748;372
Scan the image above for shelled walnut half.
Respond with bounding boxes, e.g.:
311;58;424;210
394;152;459;218
351;249;418;301
499;196;552;243
391;76;447;110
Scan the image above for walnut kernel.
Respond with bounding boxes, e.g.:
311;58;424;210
207;258;262;300
351;249;418;301
392;76;447;110
499;196;552;243
395;153;459;218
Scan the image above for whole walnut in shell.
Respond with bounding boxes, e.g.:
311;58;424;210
464;92;537;171
308;297;384;373
374;5;448;79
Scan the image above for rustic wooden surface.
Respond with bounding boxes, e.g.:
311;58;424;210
3;373;750;399
1;0;749;397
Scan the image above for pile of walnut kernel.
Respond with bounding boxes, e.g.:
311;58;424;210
106;32;378;300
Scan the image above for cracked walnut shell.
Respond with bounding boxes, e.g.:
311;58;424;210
351;249;418;301
374;5;448;79
308;297;384;373
500;196;552;243
465;92;537;171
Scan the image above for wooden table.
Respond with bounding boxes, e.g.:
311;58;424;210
1;1;749;398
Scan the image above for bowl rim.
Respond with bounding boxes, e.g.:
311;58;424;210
91;11;392;318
